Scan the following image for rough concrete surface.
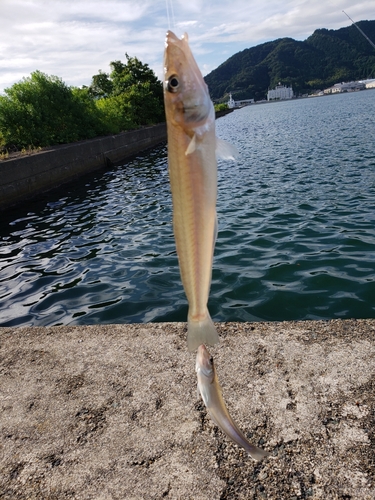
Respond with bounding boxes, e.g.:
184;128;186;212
1;319;374;499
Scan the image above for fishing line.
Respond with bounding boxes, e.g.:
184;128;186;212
165;0;171;29
165;0;176;30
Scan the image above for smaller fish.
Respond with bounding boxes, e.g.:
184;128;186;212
196;344;269;461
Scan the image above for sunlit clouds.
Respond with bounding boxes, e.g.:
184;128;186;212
0;0;374;92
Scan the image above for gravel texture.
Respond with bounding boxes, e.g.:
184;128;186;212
1;319;374;499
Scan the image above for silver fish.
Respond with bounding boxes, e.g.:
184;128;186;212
163;31;235;352
196;344;269;460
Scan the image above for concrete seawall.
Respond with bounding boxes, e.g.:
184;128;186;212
0;123;167;211
1;319;374;499
0;109;234;211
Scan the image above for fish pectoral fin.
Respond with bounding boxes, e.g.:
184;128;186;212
198;383;210;407
215;137;238;160
185;134;197;155
213;215;218;247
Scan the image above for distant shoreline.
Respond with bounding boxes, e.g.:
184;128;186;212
227;86;375;109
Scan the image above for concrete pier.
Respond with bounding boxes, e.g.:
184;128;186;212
1;319;374;499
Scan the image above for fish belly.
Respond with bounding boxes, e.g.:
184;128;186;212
167;124;219;350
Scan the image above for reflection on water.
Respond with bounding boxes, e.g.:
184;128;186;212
1;90;375;326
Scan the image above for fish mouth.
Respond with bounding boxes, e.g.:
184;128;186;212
165;30;188;46
196;344;214;377
164;31;186;76
164;31;187;63
196;344;210;361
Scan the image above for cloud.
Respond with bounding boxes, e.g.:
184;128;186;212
0;0;374;92
0;1;161;90
61;1;149;23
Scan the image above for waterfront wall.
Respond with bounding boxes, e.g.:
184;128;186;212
214;108;234;118
0;109;234;211
0;123;167;210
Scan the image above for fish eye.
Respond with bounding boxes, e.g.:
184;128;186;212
167;75;179;93
209;356;213;364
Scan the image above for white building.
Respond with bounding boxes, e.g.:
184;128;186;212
267;84;294;101
227;93;254;108
324;81;366;94
235;98;254;106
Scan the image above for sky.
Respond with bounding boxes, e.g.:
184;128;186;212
1;0;374;94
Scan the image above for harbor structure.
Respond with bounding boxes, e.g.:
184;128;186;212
227;93;254;108
324;81;366;94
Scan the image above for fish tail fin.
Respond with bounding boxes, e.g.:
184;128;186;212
187;309;219;352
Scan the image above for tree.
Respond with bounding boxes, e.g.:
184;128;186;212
88;70;113;98
96;94;136;133
110;55;162;96
89;54;165;127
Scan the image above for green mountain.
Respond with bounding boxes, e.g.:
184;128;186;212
204;20;375;101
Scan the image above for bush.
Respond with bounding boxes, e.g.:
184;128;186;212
214;103;229;112
0;71;104;149
0;55;166;150
95;94;136;134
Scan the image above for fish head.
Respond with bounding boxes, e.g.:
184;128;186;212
196;344;215;382
163;31;213;128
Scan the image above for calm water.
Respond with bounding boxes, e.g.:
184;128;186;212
1;90;375;326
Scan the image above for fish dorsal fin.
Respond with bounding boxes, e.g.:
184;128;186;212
216;137;238;160
185;134;197;155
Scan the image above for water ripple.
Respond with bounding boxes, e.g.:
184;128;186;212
1;91;375;326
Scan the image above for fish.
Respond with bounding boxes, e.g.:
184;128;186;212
196;344;270;461
163;31;236;352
